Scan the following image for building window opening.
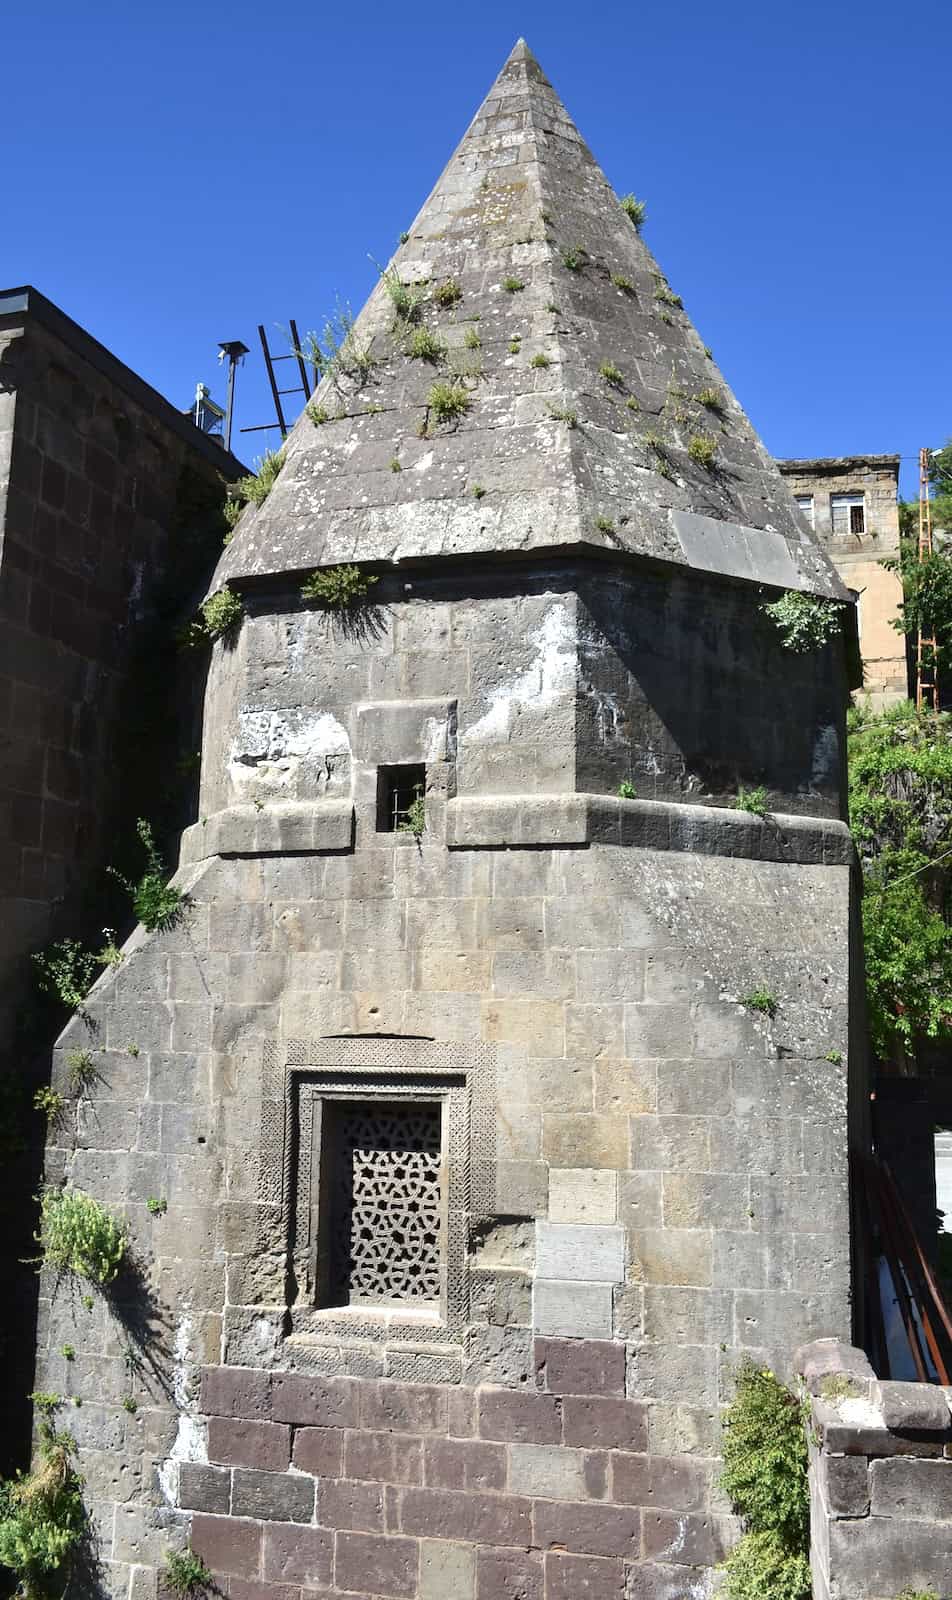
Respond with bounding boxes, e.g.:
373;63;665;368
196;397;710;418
317;1099;443;1308
377;764;426;832
795;493;815;529
831;492;866;537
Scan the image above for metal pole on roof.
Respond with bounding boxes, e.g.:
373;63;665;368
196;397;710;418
218;340;249;454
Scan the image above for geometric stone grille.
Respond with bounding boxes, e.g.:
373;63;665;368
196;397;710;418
323;1100;442;1306
258;1036;497;1348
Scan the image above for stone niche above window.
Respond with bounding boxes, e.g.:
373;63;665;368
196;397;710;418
259;1037;495;1349
353;699;457;836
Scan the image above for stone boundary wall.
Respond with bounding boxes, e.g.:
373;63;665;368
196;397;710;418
179;1347;737;1600
798;1338;952;1600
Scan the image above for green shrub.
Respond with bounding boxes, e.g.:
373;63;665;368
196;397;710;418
734;786;768;818
653;280;683;308
306;402;329;425
300;565;378;609
427;382;471;426
645;434;673;479
595;515;616;534
742;987;777;1017
472;485;486;500
619;193;646;229
618;780;636;799
406;326;445;363
380;265;423;325
163;1549;212;1598
548;407;577;428
463;327;481;350
688;433;718;469
110;819;183;933
611;273;635;293
762;591;845;652
530;352;550;369
502;276;525;293
64;1051;97;1096
719;1362;810;1600
721;1531;811;1600
432;278;462;309
233;448;284;508
848;702;952;1056
146;1197;167;1216
0;1418;86;1600
37;1187;127;1285
598;362;625;389
32;942;99;1012
201;586;244;641
697;385;725;414
396;786;426;838
222;496;243;538
33;1089;66;1131
298;309;374;387
561;246;585;271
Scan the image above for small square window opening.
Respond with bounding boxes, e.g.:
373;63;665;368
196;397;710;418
377;764;427;832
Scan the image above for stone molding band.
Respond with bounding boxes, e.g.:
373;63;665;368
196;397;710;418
180;795;853;868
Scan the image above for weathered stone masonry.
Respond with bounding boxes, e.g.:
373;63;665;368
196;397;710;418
36;39;862;1600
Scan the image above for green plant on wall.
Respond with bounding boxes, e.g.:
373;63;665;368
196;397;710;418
0;1405;86;1600
109;819;183;933
163;1549;212;1597
32;942;99;1014
396;785;426;838
297;307;374;388
618;193;646;229
734;786;769;818
719;1361;811;1600
300;566;378;609
762;591;845;652
233;447;284;509
201;586;244;641
36;1187;126;1285
741;987;777;1017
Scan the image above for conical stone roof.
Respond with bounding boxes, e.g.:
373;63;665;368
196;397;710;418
215;40;844;600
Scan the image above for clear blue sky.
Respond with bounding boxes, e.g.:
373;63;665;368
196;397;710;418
4;0;948;498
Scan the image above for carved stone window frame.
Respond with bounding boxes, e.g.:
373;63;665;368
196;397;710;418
260;1037;496;1345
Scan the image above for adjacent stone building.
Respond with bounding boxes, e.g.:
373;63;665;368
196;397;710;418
38;43;864;1600
0;285;244;1462
778;455;906;706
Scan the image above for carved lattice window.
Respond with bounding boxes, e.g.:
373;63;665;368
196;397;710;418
318;1099;443;1307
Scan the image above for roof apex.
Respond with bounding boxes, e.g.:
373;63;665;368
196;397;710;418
212;46;844;603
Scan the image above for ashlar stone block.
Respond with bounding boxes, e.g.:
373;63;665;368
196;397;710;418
548;1168;617;1224
535;1223;625;1282
533;1280;614;1339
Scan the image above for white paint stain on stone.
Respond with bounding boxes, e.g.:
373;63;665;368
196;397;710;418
464;603;576;744
811;723;838;788
157;1313;208;1507
228;709;350;790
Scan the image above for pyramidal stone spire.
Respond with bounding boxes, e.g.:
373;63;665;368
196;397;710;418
215;41;843;600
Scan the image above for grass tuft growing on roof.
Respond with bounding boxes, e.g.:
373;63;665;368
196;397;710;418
427;382;472;426
619;193;646;229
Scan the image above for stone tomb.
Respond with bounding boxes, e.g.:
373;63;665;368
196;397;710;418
38;39;861;1600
